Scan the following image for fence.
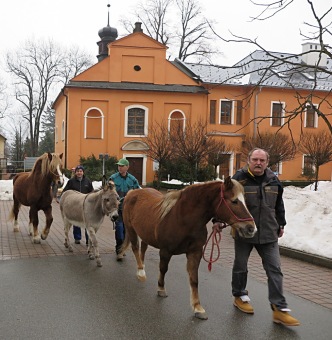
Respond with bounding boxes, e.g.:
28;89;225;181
0;158;38;180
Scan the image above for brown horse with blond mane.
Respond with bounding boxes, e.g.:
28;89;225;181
9;152;64;243
120;177;256;320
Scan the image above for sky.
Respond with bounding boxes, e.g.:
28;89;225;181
0;0;331;67
0;178;331;259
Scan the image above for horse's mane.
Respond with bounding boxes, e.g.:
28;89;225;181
157;182;216;220
29;153;60;179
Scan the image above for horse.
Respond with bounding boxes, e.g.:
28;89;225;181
9;152;64;243
119;177;257;320
60;180;119;267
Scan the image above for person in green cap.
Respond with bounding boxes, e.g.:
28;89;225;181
110;158;140;260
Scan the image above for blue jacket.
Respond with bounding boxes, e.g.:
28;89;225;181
109;172;140;199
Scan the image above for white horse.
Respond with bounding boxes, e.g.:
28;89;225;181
60;180;119;267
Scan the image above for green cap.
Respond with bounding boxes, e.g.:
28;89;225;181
116;158;129;166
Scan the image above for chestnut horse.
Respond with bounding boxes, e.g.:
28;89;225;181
9;153;64;243
120;177;256;320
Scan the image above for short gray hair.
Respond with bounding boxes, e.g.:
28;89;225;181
248;148;270;161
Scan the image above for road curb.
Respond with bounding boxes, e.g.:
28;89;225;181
280;246;332;269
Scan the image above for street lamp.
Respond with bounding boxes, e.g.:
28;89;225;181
99;153;109;177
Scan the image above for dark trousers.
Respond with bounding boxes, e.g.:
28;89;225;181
232;239;287;309
73;226;89;243
114;215;125;254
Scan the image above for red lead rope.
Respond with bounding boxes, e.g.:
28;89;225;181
203;221;228;271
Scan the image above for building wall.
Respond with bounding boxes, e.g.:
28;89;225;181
54;32;332;184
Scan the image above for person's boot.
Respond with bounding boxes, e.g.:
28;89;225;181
271;304;300;326
233;295;254;314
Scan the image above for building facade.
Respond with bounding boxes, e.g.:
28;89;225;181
54;23;332;185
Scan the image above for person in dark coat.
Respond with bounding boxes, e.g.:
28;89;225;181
61;165;93;245
231;148;300;327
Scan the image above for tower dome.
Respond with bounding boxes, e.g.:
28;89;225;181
97;4;118;62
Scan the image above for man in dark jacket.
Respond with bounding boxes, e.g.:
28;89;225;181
61;165;94;245
231;148;300;326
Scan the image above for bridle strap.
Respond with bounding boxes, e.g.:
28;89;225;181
216;184;254;223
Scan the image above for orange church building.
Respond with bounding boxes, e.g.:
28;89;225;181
54;21;332;185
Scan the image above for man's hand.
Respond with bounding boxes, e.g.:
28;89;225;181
278;226;284;238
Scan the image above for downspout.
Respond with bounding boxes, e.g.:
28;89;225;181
254;86;262;138
61;88;68;169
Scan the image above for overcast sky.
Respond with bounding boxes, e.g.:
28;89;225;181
1;0;331;66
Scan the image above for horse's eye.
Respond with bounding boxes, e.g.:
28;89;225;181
231;199;238;204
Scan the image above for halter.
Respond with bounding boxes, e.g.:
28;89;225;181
203;184;254;271
215;184;254;223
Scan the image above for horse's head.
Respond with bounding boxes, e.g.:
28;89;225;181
102;180;119;222
47;152;64;185
214;177;256;238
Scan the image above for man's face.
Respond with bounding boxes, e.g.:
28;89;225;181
75;169;84;178
248;150;268;176
118;165;129;176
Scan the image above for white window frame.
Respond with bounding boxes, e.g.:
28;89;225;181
304;103;318;128
168;109;186;133
125;105;148;137
270;101;285;126
84;107;104;139
302;154;316;175
219;99;234;125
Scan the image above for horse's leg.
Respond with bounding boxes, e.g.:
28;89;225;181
41;205;53;240
158;249;172;298
140;241;148;264
12;197;20;232
186;250;207;320
29;207;41;244
87;227;102;267
64;222;73;252
126;229;146;281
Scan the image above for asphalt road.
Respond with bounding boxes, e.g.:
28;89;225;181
1;251;331;340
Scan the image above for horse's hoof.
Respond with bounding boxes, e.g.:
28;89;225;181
157;291;168;298
41;234;48;240
137;275;146;282
97;260;102;267
89;254;95;260
33;238;41;244
194;312;208;320
69;247;73;252
13;227;20;232
64;243;69;248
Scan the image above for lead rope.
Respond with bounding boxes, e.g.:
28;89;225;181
203;221;228;271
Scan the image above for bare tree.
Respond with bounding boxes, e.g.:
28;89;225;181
142;120;174;189
121;0;173;45
207;145;231;180
171;118;223;183
121;0;219;62
241;131;296;170
208;0;332;134
0;78;8;120
298;131;332;191
6;39;94;156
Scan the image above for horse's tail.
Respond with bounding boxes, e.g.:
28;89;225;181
8;202;20;222
119;227;131;254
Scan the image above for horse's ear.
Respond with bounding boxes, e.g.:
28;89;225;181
47;152;52;161
59;153;63;159
223;176;233;190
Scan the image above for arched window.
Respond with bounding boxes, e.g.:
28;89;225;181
125;105;148;136
84;108;104;139
168;110;185;135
